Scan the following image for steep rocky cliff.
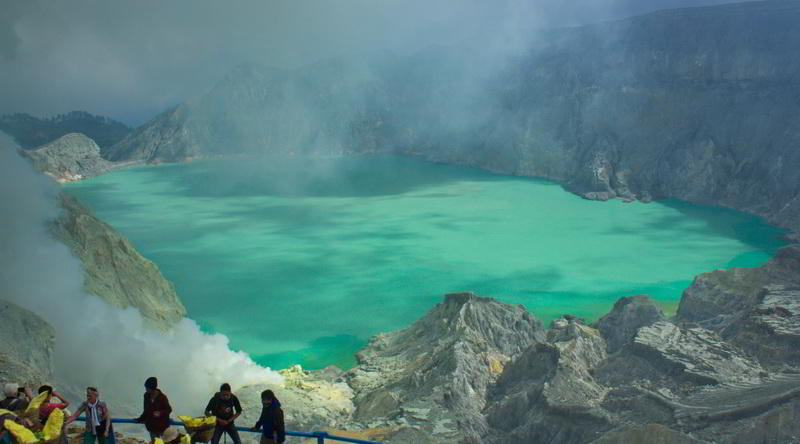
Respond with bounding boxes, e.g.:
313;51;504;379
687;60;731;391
678;244;800;368
21;133;115;183
50;194;186;329
328;283;800;444
104;0;800;233
345;292;544;442
0;300;55;387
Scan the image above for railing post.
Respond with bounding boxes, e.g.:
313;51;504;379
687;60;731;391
312;431;329;444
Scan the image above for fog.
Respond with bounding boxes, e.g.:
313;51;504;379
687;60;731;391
0;0;747;418
1;0;740;125
0;132;281;415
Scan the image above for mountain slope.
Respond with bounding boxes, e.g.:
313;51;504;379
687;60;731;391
106;1;800;233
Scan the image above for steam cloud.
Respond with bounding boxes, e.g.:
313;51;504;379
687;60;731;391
1;0;738;124
0;132;281;415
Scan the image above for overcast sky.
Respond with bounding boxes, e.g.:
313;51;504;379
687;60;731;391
1;0;741;125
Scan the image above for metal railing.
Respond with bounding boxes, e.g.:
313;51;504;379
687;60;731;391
76;417;384;444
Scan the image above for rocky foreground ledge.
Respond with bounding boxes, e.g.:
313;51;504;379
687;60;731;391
238;244;800;444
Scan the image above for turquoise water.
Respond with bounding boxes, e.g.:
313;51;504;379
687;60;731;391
64;155;786;370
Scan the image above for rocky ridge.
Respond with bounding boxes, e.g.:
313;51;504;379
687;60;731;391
102;0;800;234
20;133;116;183
345;293;544;442
49;193;186;329
259;261;800;444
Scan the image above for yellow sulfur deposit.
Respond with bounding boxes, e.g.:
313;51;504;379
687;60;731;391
177;416;215;428
4;419;38;444
24;392;49;416
41;408;64;441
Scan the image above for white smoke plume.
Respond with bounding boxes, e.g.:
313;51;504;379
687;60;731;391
0;132;281;416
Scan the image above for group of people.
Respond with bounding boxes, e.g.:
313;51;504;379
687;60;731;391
0;378;285;444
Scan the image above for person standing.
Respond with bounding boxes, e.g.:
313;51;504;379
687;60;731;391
251;390;284;444
135;377;172;443
204;383;242;444
66;387;112;444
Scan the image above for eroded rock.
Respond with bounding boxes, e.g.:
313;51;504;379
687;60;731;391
631;321;764;386
345;292;544;442
594;295;666;353
0;299;55;386
50;194;187;329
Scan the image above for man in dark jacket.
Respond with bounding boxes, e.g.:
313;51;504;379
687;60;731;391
251;390;285;444
135;377;172;443
204;383;242;444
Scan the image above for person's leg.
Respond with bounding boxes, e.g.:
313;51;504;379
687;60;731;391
149;430;162;444
224;425;241;444
83;431;97;444
209;426;224;444
258;436;275;444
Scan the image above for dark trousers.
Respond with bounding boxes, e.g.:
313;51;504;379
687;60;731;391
210;423;240;444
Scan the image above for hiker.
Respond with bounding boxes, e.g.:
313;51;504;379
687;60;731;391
204;383;242;444
251;390;285;444
37;385;70;422
134;377;172;443
66;387;113;444
0;383;31;412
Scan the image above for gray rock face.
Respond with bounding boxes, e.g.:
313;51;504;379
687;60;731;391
590;424;704;444
104;1;800;233
0;300;55;387
338;287;800;443
50;194;186;329
485;320;610;444
678;244;800;368
594;295;665;353
21;133;115;183
345;292;544;442
631;321;764;386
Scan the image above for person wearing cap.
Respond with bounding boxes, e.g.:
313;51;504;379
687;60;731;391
204;383;242;444
135;377;172;443
66;387;112;444
0;383;31;412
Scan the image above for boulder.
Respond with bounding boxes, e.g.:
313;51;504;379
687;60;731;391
594;295;666;353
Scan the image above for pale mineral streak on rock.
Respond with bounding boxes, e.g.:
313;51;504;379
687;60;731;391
631;321;765;386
